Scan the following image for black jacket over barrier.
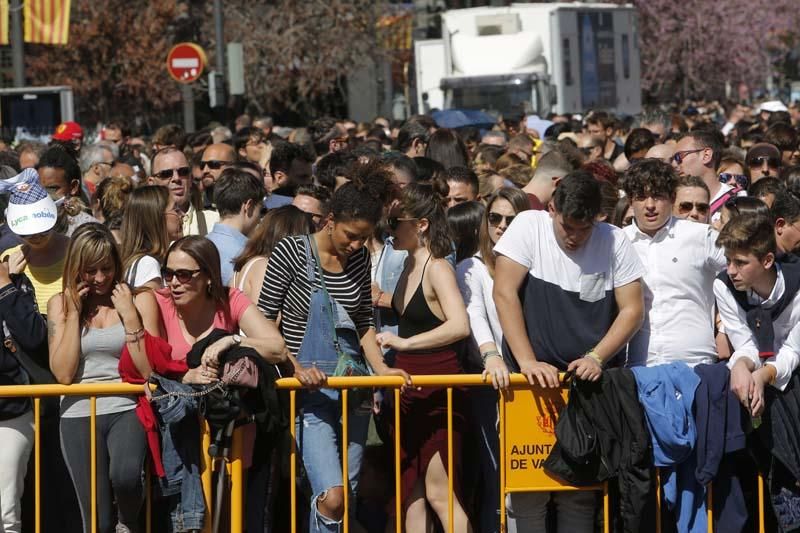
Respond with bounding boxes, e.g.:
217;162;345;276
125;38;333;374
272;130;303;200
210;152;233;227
544;368;654;533
187;329;289;454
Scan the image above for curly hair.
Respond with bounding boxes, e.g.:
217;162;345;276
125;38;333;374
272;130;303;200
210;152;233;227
329;160;393;225
622;159;678;200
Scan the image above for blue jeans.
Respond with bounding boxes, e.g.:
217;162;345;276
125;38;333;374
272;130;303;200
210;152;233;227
297;391;370;533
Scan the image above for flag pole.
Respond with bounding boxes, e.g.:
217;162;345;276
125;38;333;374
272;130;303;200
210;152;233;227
10;0;23;86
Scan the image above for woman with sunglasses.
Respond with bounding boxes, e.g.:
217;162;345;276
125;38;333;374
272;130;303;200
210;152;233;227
119;186;183;290
155;236;286;384
376;179;472;532
454;187;529;532
258;162;410;533
48;223;161;533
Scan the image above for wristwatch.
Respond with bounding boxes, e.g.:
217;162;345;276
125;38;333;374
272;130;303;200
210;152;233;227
232;334;242;346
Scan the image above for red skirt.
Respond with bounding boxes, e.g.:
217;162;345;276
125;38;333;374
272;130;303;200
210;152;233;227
391;349;465;508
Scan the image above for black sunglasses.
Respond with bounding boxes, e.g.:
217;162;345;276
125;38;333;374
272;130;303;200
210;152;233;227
747;156;780;168
387;217;417;231
200;160;230;170
161;267;201;284
677;201;710;215
153;166;191;180
488;212;516;227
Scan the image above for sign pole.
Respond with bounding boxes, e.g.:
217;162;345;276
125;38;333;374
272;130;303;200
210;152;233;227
181;84;195;133
10;0;24;87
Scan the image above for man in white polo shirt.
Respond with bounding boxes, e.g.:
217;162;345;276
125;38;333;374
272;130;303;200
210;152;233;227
622;159;726;367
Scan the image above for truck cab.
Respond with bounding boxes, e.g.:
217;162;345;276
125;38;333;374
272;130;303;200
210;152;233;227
415;3;641;117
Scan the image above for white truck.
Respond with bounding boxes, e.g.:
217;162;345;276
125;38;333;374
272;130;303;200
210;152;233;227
414;3;641;117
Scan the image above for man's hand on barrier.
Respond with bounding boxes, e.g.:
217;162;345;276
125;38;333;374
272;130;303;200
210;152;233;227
295;365;327;389
519;360;560;388
482;356;510;390
730;359;756;408
568;356;602;383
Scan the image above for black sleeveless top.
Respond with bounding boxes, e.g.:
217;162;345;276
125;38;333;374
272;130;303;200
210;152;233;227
393;256;444;339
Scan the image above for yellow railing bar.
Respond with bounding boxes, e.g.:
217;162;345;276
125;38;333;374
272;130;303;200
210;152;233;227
758;470;765;533
231;426;244;533
707;482;713;533
603;483;610;533
290;390;297;533
394;388;402;533
34;397;41;533
90;396;97;533
0;382;145;397
655;468;661;533
201;421;212;533
499;391;506;533
276;374;545;389
342;389;350;533
447;387;454;533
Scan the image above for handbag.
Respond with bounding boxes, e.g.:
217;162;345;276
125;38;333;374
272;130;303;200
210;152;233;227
221;357;259;389
308;236;371;378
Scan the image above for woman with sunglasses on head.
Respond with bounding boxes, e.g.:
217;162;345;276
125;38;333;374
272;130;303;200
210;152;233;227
376;179;472;532
454;187;530;532
119;186;183;290
47;223;161;533
257;161;410;533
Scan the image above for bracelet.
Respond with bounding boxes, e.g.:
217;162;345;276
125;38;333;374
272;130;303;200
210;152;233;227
481;349;501;366
125;327;145;343
584;349;605;367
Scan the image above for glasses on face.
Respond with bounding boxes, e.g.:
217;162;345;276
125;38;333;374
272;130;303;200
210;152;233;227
677;201;710;215
387;217;417;231
161;267;201;284
153;166;191;180
672;149;704;165
200;160;230;170
719;173;749;189
747;156;780;168
488;212;516;227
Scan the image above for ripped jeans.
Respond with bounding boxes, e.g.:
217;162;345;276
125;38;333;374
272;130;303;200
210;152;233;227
296;390;370;533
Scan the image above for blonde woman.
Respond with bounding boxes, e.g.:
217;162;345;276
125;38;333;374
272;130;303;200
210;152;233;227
48;223;161;533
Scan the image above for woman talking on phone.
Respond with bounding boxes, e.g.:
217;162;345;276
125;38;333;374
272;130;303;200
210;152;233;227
48;223;161;533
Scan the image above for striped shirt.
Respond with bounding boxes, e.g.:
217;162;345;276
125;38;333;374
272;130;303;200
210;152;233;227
257;235;374;356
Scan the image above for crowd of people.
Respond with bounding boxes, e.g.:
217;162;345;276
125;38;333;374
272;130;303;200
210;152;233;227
0;100;800;532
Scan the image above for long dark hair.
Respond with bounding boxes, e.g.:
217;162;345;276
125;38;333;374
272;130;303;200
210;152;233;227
425;128;469;169
448;201;485;263
478;187;531;277
233;205;314;271
400;178;452;259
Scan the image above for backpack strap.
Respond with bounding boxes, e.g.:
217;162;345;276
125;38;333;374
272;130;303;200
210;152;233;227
709;186;742;217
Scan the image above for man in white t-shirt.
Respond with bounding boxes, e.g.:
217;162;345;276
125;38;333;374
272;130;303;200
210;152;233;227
622;160;725;367
493;171;644;533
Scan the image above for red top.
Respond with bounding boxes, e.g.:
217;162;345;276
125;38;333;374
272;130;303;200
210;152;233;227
154;287;251;362
527;192;547;211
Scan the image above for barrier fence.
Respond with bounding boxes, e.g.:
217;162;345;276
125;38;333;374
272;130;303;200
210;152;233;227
0;375;772;533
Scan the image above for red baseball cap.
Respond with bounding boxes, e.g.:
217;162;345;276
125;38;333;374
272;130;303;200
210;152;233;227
52;121;83;141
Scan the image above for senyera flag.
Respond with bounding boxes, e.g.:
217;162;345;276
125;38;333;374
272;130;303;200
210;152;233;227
24;0;71;45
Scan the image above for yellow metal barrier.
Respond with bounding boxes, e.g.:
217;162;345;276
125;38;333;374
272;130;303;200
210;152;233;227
0;376;773;532
0;382;245;533
275;374;769;533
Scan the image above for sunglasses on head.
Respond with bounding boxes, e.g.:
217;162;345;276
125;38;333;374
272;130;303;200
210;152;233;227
488;212;516;227
153;166;191;180
200;160;229;170
747;156;780;168
161;267;201;284
677;201;710;215
719;173;749;189
387;217;417;231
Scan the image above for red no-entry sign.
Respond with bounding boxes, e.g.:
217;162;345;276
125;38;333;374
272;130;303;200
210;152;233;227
166;43;207;83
